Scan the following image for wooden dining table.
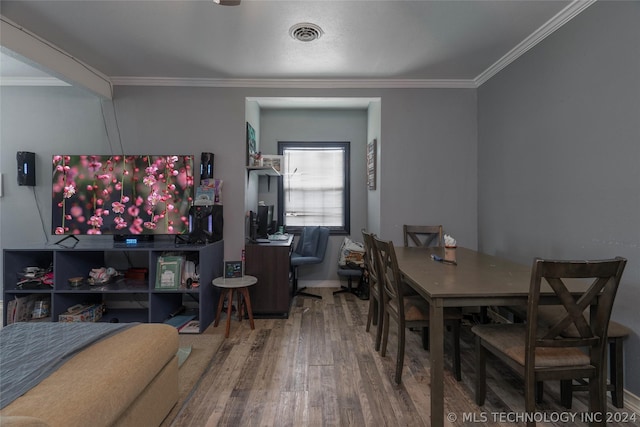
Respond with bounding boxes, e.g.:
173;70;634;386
395;246;590;427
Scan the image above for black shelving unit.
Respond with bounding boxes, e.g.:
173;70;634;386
3;240;224;333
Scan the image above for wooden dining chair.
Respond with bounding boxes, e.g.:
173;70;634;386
362;229;383;351
403;224;444;248
507;304;631;409
472;257;627;425
373;235;462;384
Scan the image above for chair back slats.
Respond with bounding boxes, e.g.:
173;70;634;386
542;277;594;341
362;229;376;281
526;257;627;364
362;229;385;350
361;230;378;290
403;225;444;248
372;236;403;318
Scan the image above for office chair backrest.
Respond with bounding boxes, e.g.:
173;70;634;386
294;226;330;260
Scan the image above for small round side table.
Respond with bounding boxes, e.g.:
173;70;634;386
212;275;257;338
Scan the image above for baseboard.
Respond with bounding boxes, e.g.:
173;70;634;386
623;389;640;414
300;279;340;288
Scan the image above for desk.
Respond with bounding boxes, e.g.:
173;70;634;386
212;275;257;338
395;246;589;427
245;235;294;317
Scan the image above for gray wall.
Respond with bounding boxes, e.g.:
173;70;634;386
367;101;382;235
478;1;640;395
0;86;110;251
259;108;369;281
379;88;478;247
1;86;478;283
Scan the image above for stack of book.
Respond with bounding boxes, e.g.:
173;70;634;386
164;314;200;334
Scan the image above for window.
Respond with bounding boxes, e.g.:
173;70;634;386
277;142;350;234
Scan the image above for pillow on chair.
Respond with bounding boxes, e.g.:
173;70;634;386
301;226;320;256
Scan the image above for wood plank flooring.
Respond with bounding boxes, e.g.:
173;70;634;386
169;288;640;426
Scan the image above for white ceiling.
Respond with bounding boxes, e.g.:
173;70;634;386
0;0;592;90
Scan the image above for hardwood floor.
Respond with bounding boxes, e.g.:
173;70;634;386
170;288;639;426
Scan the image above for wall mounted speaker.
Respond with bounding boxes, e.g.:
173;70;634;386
200;152;214;183
17;151;36;186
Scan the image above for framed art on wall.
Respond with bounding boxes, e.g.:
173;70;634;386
246;122;256;167
367;139;376;190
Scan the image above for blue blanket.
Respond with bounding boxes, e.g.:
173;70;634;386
0;322;134;409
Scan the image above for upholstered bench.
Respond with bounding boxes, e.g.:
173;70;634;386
566;320;630;408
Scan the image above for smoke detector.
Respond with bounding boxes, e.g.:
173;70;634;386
289;23;323;42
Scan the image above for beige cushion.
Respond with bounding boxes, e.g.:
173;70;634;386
400;296;462;322
472;324;591;368
2;324;178;427
403;296;430;321
0;416;50;427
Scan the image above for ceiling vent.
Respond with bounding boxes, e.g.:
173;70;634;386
289;23;323;42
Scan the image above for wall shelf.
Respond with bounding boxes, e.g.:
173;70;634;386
246;166;281;190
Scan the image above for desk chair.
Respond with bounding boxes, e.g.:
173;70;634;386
334;268;363;295
334;236;365;296
403;224;444;248
472;257;627;425
291;226;330;300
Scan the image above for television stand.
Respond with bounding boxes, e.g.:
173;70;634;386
175;234;190;245
3;240;224;333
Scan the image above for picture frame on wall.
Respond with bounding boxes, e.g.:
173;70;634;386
246;122;256;167
261;155;283;172
367;139;376;190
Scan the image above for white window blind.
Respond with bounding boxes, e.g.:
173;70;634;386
279;143;350;232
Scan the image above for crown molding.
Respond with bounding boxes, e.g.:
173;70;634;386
110;77;477;89
0;76;70;86
1;14;112;98
474;0;597;86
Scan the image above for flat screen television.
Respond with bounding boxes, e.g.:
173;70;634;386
52;155;194;236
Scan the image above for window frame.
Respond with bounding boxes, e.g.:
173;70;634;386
277;141;350;235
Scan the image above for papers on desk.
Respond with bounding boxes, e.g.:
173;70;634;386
268;233;290;241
